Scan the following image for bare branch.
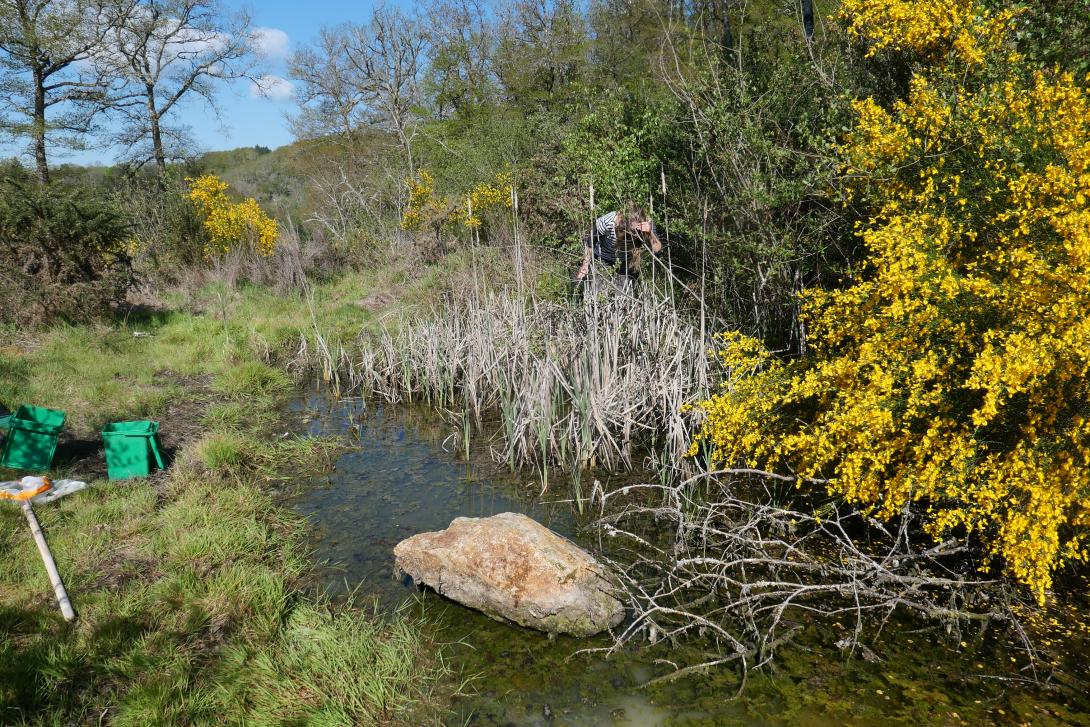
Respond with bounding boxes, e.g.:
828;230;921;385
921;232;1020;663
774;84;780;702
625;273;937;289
588;469;1038;685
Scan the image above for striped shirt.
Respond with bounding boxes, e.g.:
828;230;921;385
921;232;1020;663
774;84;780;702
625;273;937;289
591;211;619;264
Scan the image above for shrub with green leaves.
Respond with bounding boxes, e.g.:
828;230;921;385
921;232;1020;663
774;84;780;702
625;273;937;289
110;170;210;271
988;0;1090;81
0;175;133;325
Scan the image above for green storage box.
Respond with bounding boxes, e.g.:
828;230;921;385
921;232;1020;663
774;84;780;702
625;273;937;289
0;404;67;472
102;420;165;480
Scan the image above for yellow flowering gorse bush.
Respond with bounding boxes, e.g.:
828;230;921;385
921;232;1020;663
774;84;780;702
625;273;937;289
693;1;1090;602
839;0;1012;65
400;169;439;233
401;169;513;233
186;174;278;258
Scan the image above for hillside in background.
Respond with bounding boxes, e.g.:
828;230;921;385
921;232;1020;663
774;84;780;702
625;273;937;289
200;143;310;215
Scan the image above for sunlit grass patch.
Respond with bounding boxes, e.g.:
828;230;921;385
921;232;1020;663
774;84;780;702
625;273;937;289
218;599;447;726
193;431;342;478
202;401;253;432
194;432;252;473
214;361;294;402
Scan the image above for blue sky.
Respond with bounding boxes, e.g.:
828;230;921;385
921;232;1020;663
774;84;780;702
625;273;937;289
4;0;398;167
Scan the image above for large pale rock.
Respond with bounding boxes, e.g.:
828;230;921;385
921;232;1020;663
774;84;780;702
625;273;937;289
394;512;624;636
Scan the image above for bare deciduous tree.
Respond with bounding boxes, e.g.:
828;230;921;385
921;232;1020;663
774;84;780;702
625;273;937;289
97;0;255;175
290;7;427;173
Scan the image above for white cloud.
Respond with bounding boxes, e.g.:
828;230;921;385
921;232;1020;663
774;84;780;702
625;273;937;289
250;74;294;101
252;27;290;59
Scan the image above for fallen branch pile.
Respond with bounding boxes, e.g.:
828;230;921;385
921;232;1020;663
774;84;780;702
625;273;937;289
591;469;1038;684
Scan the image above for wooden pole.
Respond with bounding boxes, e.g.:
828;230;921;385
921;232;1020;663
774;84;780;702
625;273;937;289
21;500;75;621
511;187;524;295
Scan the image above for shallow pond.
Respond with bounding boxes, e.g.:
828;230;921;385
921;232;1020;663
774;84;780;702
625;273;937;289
283;394;1090;727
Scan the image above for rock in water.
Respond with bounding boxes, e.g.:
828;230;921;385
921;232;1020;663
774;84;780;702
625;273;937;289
394;512;624;636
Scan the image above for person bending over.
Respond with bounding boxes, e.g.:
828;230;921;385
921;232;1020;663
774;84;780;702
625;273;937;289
574;206;663;287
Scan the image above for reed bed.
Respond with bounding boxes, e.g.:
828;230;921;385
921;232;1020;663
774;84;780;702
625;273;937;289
302;284;711;485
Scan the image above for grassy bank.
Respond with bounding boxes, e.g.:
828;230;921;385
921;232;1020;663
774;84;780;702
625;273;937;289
0;274;451;725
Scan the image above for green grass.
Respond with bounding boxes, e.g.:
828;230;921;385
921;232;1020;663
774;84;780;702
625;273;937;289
194;431;252;472
218;600;438;727
0;276;449;726
214;362;294;401
0;467;439;725
202;401;256;433
192;431;342;477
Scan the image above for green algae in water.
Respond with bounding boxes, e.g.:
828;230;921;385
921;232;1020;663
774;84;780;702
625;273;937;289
285;395;1090;726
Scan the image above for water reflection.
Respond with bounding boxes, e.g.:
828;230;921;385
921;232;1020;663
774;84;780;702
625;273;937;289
285;395;581;605
283;394;1090;727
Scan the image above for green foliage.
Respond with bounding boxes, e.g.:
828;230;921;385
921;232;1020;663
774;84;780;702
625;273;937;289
560;93;666;214
587;0;669;86
992;0;1090;80
396;1;866;351
493;0;591;111
656;29;859;348
510;89;673;251
112;170;210;270
0;175;133;326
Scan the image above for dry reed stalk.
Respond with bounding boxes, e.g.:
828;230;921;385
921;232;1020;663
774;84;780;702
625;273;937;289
302;286;711;484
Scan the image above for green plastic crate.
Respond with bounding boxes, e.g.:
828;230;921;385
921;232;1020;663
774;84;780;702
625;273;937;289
102;420;165;480
0;405;66;472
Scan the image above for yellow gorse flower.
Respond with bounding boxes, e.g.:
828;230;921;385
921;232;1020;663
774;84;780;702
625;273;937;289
839;0;1014;65
693;1;1090;603
401;169;513;233
186;174;278;258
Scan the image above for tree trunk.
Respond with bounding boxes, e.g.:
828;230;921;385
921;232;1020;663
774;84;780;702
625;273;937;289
720;5;734;58
32;65;49;184
395;118;414;176
147;86;166;178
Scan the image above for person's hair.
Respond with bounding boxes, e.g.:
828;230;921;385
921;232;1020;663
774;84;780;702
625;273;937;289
617;203;651;255
618;202;649;229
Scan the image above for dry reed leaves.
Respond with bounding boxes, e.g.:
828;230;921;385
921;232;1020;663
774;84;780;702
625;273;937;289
302;287;709;485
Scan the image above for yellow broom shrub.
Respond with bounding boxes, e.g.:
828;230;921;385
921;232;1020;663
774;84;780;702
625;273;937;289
400;169;513;233
692;0;1090;603
186;174;278;259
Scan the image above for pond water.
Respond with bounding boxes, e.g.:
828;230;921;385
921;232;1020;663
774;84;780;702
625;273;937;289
283;394;1090;727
